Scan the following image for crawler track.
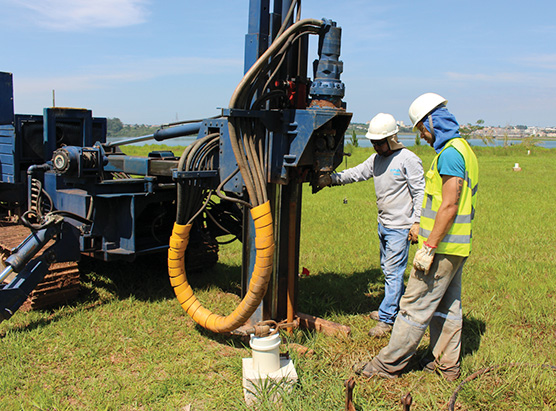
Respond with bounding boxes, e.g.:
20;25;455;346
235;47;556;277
0;222;80;311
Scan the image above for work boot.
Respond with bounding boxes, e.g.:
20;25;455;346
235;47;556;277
441;368;461;382
369;310;380;321
360;362;398;379
367;321;392;338
420;357;460;381
420;356;436;374
352;360;368;375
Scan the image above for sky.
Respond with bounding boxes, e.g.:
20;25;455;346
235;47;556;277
1;0;555;128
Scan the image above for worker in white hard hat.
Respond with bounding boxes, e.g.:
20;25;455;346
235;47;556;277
357;93;479;382
318;113;425;338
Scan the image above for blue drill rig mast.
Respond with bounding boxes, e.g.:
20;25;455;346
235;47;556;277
0;0;351;333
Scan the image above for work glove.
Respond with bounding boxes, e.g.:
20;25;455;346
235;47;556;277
413;242;436;273
317;174;332;188
408;223;419;244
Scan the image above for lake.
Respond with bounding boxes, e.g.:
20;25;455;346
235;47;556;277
352;134;556;149
107;133;556;149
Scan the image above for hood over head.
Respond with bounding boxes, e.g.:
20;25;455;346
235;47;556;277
423;106;460;152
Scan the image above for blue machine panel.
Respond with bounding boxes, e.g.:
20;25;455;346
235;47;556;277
0;125;15;183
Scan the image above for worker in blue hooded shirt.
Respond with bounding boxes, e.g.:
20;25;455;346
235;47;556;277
355;93;479;382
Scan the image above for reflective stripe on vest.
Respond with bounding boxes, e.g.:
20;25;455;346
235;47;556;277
418;138;479;256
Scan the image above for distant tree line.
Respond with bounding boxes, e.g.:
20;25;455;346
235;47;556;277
107;118;159;138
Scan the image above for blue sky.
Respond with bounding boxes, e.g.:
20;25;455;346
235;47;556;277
1;0;555;127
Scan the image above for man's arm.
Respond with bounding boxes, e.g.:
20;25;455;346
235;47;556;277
406;155;425;243
425;175;463;247
331;154;375;185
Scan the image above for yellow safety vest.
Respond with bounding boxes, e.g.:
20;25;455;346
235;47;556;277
418;138;479;256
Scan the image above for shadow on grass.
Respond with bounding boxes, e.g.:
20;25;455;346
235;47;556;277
77;255;386;319
76;252;243;304
462;315;486;357
6;251;388;345
404;315;486;374
297;269;384;317
1;252;243;334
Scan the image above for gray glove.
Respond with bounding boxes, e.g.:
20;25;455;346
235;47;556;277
413;243;436;273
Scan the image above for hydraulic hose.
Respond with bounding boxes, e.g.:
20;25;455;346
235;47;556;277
229;18;323;109
168;201;274;332
169;17;324;333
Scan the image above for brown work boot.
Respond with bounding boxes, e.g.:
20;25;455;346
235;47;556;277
420;357;460;381
441;368;461;382
420;356;436;374
360;362;398;380
369;310;380;321
367;321;392;338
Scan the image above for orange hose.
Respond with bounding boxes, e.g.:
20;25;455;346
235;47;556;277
168;201;274;333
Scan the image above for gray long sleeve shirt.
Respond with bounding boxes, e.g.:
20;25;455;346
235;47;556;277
331;149;425;229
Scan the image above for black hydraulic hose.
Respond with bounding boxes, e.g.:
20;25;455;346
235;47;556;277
187;136;218;172
228;19;324;212
169;14;318;334
215;167;252;208
228;119;257;205
274;0;300;39
21;210;92;231
48;210;92;225
184;134;217;170
161;114;221;129
243;26;319;111
176;133;219;225
204;208;236;239
187;190;214;226
242;120;265;205
250;90;286;110
227;19;323;209
256;27;319;104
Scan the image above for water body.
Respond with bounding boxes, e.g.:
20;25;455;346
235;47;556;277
351;134;556;149
107;133;556;149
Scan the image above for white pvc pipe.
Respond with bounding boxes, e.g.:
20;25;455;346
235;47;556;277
249;332;281;374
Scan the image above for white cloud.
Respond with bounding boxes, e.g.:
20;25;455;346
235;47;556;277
518;54;556;70
11;0;149;30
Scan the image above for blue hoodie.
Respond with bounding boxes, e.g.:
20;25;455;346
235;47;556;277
423;106;461;153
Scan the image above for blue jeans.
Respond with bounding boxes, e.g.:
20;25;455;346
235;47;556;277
377;223;411;325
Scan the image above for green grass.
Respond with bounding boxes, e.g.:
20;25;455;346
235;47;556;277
1;144;556;410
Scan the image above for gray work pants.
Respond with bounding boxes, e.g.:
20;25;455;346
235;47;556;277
371;253;467;376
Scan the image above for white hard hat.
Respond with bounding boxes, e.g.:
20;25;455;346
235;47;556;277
408;93;448;131
365;113;399;140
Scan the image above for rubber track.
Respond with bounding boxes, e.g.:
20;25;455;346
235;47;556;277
0;222;80;311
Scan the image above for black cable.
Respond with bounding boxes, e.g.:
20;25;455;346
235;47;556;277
215;167;252;208
48;210;92;225
187;190;214;226
20;210;91;231
250;90;286;110
175;133;220;226
160;114;221;129
20;210;51;230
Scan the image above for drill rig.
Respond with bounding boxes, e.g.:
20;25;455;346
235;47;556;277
0;0;352;334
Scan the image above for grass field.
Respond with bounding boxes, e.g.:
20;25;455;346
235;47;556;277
1;143;555;410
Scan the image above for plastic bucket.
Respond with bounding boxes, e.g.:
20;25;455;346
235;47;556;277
249;332;281;374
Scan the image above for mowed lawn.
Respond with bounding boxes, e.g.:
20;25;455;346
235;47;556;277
1;143;555;410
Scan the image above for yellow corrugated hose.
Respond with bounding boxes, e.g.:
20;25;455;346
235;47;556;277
168;201;274;333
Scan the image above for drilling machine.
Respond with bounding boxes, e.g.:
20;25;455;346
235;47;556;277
0;0;352;335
